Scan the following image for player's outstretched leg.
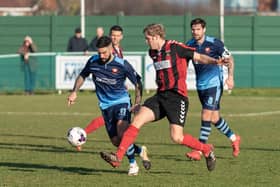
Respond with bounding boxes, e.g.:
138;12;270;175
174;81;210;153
75;116;105;152
100;125;140;168
215;118;241;157
186;121;211;161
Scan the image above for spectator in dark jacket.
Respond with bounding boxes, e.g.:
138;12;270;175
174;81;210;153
67;27;88;54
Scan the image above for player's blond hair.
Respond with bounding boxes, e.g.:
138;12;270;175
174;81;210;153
143;23;166;39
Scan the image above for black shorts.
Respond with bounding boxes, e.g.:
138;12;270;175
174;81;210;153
143;90;189;127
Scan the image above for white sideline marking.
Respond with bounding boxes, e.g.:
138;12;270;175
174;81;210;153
226;110;280;117
0;111;280;117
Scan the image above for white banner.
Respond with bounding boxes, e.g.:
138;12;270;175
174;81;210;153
144;55;157;90
55;55;94;90
186;61;197;90
123;55;142;89
55;55;142;90
55;55;228;91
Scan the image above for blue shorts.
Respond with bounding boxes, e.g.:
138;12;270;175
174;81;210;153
101;103;131;138
197;85;223;110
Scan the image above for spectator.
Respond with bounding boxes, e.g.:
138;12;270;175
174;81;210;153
18;36;37;95
67;27;88;54
88;27;104;51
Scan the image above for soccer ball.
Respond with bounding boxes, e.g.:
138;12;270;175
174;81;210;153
67;127;87;147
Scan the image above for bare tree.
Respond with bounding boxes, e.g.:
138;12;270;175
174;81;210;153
31;0;220;16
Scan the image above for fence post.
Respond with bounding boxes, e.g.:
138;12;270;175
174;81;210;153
50;16;55;52
184;13;192;43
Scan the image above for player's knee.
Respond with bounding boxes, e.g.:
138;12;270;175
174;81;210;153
130;119;144;129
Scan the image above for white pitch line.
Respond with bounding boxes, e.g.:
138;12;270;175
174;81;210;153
0;111;280;117
226;110;280;117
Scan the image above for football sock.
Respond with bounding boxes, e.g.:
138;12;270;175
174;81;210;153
126;144;136;164
215;117;234;140
116;125;139;161
199;120;212;143
84;116;105;134
133;144;142;154
182;134;210;155
229;134;237;142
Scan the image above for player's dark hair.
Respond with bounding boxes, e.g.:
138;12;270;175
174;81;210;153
110;25;123;34
75;27;81;33
96;36;112;48
190;18;206;28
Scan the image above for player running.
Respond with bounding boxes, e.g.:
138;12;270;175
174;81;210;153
75;25;126;151
100;23;230;172
185;18;240;161
67;36;150;176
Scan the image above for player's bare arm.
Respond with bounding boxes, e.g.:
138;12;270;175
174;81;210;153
193;52;226;65
225;56;235;89
67;75;85;106
131;80;143;113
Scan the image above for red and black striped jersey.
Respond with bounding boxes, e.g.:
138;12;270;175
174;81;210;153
112;46;123;58
149;40;195;97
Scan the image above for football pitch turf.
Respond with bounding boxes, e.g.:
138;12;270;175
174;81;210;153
0;89;279;186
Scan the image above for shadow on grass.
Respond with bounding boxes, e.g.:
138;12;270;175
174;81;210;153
0;162;127;175
0;133;183;147
0;142;102;155
0;133;107;144
152;154;190;162
0;133;110;155
0;162;173;176
148;144;280;163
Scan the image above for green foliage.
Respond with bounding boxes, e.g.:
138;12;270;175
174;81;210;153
0;91;279;186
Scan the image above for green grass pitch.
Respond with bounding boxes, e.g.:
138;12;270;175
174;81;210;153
0;89;279;186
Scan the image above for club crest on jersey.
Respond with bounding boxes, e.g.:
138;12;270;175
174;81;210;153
205;47;211;54
112;68;119;74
